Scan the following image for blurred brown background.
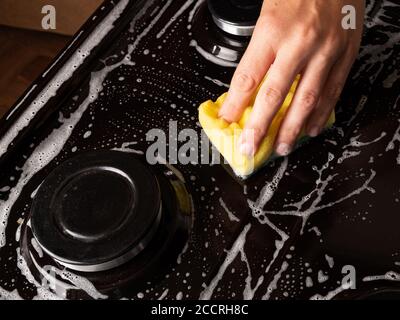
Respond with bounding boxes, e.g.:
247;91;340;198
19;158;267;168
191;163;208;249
0;0;102;118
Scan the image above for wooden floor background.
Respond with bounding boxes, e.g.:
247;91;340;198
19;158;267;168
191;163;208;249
0;26;70;118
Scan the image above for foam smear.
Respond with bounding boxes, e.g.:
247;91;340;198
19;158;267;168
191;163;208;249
337;131;386;163
317;270;328;283
199;223;251;300
204;76;230;88
262;261;289;300
249;157;288;213
16;248;62;300
310;282;352;300
0;288;23;300
240;247;264;300
156;0;195;39
325;254;334;268
112;141;144;154
343;132;386;148
29;251;107;300
245;158;289;299
386;119;400;165
188;0;205;23
128;0;174;52
158;289;169;300
363;271;400;282
51;267;108;300
219;198;239;222
263;153;376;233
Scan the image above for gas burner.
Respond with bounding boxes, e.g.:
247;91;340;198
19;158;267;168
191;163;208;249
208;0;262;36
190;1;254;66
20;151;193;298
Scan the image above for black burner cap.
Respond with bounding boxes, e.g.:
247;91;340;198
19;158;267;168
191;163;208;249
208;0;262;36
31;150;162;272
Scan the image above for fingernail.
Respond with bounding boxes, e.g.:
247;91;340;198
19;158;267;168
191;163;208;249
308;126;321;137
276;143;291;156
238;141;254;157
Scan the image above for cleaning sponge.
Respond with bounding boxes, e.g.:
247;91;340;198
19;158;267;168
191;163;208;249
198;77;335;178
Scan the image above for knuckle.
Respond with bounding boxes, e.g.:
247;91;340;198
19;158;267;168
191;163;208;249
256;15;270;29
298;90;318;112
318;48;338;63
281;124;300;142
326;83;343;101
263;86;284;106
321;41;342;60
346;45;360;61
308;28;321;43
232;71;257;93
298;25;321;45
253;125;267;142
246;121;267;142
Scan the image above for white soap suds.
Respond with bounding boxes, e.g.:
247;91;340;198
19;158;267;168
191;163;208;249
219;198;239;222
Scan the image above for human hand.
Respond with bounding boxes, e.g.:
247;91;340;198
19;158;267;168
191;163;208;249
218;0;365;156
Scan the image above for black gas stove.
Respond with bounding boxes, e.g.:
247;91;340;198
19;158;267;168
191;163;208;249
0;0;399;300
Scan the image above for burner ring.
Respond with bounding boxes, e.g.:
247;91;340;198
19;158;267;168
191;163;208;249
208;0;262;36
53;206;162;272
190;1;250;66
21;154;193;298
31;150;163;272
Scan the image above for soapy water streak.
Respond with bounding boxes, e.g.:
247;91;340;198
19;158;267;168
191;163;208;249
310;270;400;300
20;244;107;300
156;0;195;38
386;119;400;165
236;143;378;298
310;282;353;300
247;158;292;299
263;153;376;233
337;132;386;163
354;2;400;85
199;224;251;300
200;159;290;300
112;141;144;154
262;261;289;300
255;130;385;233
363;271;400;282
0;288;23;300
219;198;240;222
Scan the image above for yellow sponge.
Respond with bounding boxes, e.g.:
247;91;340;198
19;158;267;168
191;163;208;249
198;77;335;177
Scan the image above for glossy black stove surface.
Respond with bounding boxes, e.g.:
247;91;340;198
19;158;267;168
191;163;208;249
0;0;399;300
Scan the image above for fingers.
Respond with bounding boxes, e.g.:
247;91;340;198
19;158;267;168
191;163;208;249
305;50;356;134
274;54;335;155
218;20;275;123
237;47;303;157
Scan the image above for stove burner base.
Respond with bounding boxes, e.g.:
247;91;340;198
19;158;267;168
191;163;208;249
20;155;194;299
190;1;250;66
